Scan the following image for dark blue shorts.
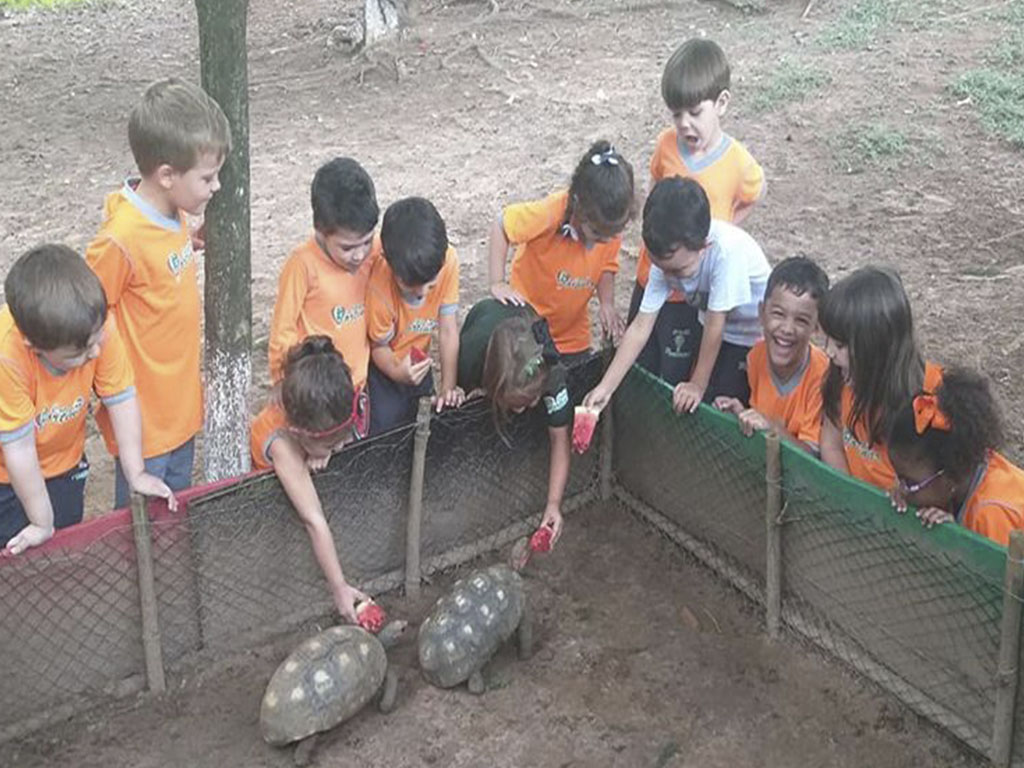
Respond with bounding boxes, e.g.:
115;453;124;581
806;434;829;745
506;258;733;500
0;456;89;548
367;361;435;436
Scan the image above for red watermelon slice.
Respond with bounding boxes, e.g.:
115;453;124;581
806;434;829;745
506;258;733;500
572;406;600;454
410;346;428;364
355;599;386;633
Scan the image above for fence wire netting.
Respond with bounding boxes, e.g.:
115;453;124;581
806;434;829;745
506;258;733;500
0;357;605;741
612;365;1014;763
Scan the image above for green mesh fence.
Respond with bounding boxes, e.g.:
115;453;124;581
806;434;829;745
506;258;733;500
612;364;1015;764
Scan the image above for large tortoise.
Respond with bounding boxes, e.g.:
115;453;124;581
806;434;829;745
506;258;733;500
260;621;406;762
417;564;532;694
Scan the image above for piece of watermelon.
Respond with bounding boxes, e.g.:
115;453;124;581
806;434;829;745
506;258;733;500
410;346;428;364
529;525;553;553
572;406;600;454
355;599;386;633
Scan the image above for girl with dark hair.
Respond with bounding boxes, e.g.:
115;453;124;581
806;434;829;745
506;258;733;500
249;336;371;622
487;140;636;361
888;367;1024;546
818;266;942;491
457;299;572;564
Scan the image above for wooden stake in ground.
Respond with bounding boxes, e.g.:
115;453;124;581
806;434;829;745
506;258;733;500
195;0;253;480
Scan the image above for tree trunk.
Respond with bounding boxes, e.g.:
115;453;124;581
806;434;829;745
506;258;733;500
364;0;401;46
195;0;252;480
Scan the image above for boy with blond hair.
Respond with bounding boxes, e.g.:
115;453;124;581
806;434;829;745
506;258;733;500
0;245;176;555
631;38;766;384
86;77;230;508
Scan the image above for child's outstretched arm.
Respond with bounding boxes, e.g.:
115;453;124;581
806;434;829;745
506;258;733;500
106;397;178;510
674;310;726;414
268;436;368;623
583;310;658;412
371;346;432;387
596;271;624;344
487;215;525;306
435;313;465;412
819;416;850;475
543;425;570;543
2;435;55;555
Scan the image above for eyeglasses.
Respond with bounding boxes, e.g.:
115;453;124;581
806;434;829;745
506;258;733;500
896;469;945;496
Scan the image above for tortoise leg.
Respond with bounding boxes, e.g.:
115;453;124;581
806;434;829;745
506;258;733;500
509;536;531;572
293;734;318;768
467;670;485;695
378;666;398;714
517;602;534;661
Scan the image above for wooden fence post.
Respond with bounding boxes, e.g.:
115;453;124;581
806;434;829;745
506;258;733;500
764;430;782;641
991;530;1024;766
405;397;433;599
130;494;166;693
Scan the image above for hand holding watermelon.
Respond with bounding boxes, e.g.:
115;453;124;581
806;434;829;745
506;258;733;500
572;406;600;454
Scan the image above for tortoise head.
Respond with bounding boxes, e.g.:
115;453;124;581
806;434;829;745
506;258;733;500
377;619;409;649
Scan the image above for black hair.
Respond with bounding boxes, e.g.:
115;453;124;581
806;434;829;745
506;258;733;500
765;257;830;303
311;157;379;236
380;197;449;286
642;176;711;258
661;38;731;112
565;140;636;237
820;266;923;444
889;367;1004;485
281;335;355;433
5;244;107;350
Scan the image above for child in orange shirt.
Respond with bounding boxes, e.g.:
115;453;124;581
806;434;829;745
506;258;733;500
818;266;942;491
487;140;635;360
86;77;230;508
365;197;463;434
715;257;830;454
888;368;1024;547
632;38;766;385
250;336;370;622
268;157;379;387
0;246;176;555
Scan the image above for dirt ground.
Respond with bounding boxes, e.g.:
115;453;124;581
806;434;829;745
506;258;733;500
0;502;984;767
2;0;1023;516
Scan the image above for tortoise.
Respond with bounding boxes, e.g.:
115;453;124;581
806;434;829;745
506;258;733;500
417;564;532;694
260;620;406;762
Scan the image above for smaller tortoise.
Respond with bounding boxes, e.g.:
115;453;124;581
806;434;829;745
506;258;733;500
260;620;406;760
418;564;532;694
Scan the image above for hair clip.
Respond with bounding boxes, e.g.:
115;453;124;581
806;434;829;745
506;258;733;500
530;319;560;363
590;148;620;167
522;353;544;379
913;393;951;435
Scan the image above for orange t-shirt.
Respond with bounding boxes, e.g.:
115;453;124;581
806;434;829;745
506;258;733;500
86;180;202;458
0;309;134;483
747;341;829;451
505;190;620;354
635;130;765;288
840;362;943;491
249;401;288;471
365;248;459;361
958;452;1024;548
268;235;376;387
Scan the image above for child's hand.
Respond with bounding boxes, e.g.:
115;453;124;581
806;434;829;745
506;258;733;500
540;503;563;545
737;408;770;437
335;583;371;624
582;384;612;413
713;396;743;414
672;382;704;414
599;304;625;344
190;220;206;251
401;354;433;386
916;506;954;529
490;282;526;306
890;484;909;514
130;472;179;512
4;523;54;556
306;454;331;472
434;386;466;413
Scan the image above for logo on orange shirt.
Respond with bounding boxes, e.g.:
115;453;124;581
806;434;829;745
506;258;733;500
35;396;86;429
332;304;365;326
408;318;437;334
555;270;594;290
167;242;196;281
842;427;879;462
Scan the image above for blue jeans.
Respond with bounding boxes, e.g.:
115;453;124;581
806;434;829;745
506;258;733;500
367;362;435;436
0;456;89;548
114;438;195;509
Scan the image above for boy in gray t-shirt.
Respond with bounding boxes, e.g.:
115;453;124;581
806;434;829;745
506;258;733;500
586;177;769;415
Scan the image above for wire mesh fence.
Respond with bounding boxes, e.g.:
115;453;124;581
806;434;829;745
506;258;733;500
0;356;605;742
611;364;1016;765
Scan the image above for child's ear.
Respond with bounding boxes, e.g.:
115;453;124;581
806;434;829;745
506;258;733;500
155;163;177;190
715;89;731;117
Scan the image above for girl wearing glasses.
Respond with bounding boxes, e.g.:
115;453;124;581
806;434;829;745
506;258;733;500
888;367;1024;547
250;335;370;622
818;266;942;491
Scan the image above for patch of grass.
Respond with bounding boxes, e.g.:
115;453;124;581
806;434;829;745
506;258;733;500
0;0;92;9
950;69;1024;149
831;123;910;172
818;0;902;50
749;61;831;113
